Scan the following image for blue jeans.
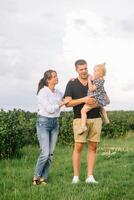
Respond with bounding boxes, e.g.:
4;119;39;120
34;115;59;180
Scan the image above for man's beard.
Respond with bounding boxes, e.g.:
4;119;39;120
81;74;88;79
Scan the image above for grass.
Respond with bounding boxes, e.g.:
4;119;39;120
0;133;134;200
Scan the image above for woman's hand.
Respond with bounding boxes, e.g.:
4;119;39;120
59;97;71;107
63;97;72;104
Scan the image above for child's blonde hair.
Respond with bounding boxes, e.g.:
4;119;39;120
94;62;106;76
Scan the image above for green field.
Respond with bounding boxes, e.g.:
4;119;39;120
0;133;134;200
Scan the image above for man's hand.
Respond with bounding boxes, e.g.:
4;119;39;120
69;78;76;81
83;96;96;105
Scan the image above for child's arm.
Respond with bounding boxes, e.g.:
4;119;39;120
88;78;105;93
88;76;97;92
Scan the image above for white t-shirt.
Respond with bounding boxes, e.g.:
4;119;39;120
37;86;63;118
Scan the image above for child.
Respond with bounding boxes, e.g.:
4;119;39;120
79;63;110;134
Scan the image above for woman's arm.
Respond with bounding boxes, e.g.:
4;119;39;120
38;95;60;114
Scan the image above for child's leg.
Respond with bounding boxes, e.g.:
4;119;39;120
100;107;110;124
81;104;92;129
79;103;97;134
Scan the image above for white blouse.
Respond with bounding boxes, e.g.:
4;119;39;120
37;86;63;118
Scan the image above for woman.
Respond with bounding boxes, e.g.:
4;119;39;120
33;69;69;185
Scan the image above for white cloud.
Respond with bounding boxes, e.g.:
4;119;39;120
0;1;134;111
62;9;134;110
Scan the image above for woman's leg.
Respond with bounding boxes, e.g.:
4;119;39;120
41;119;59;180
34;117;50;180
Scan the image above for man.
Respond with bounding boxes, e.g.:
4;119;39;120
64;59;102;184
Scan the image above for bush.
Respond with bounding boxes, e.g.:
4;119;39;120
101;111;134;138
0;109;134;159
0;109;23;159
59;111;73;145
0;109;37;159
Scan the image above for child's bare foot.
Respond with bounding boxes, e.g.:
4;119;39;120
78;126;87;135
103;118;110;125
105;122;110;127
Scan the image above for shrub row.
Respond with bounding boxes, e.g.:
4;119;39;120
0;109;134;159
0;109;37;159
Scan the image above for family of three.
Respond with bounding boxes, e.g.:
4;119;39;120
32;59;110;186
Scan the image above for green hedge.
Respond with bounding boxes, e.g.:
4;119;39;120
58;111;73;145
0;109;134;159
101;111;134;138
0;109;37;159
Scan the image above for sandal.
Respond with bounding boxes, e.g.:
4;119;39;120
39;178;47;185
32;177;40;185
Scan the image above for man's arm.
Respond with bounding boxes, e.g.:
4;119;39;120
65;96;96;107
64;80;96;107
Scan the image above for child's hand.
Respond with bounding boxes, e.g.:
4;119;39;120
88;74;93;81
104;92;110;104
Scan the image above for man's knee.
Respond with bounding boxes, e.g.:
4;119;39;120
89;142;97;152
74;143;84;153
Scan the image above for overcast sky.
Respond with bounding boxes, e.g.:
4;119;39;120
0;0;134;111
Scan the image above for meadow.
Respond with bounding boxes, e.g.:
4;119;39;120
0;133;134;200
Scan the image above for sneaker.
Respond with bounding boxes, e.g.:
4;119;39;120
78;126;87;135
85;175;98;184
72;176;79;184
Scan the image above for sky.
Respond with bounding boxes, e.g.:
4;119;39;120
0;0;134;111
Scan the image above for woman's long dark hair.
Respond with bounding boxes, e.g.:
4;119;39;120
37;70;56;95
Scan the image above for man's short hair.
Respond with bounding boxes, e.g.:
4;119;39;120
75;59;87;68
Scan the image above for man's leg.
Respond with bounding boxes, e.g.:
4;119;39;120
72;118;87;183
85;118;102;184
73;142;84;176
85;141;98;184
87;141;97;176
72;142;84;183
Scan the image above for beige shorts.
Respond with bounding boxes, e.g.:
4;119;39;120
73;118;102;143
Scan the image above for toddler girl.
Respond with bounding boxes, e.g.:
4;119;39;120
79;63;110;134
